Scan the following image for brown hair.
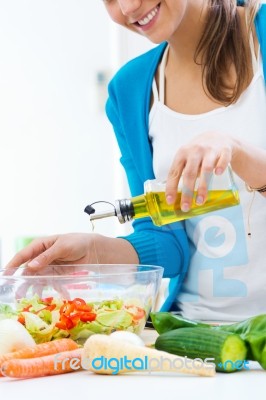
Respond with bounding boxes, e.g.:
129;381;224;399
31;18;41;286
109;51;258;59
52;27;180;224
195;0;260;105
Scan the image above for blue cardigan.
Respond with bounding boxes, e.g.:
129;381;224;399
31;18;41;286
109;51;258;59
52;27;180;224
106;5;266;310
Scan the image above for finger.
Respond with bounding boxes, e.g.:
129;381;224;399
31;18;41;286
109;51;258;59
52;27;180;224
4;249;33;274
15;282;31;299
180;157;202;212
27;246;63;269
215;148;231;175
17;283;43;299
4;237;56;273
33;283;45;298
196;154;218;205
165;160;185;204
20;264;49;276
2;265;18;276
53;281;71;300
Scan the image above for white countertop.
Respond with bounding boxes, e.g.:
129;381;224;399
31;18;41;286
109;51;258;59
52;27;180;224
1;330;265;400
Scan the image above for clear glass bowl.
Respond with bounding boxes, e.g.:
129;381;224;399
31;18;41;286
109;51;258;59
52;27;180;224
0;264;163;344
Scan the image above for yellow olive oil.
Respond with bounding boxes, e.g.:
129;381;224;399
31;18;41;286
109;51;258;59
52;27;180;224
85;169;240;226
131;190;240;226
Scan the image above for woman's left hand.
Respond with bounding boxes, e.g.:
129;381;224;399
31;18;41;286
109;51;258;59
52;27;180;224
165;132;237;211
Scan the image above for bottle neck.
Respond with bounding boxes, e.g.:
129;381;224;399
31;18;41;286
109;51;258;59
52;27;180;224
84;195;149;224
117;194;148;223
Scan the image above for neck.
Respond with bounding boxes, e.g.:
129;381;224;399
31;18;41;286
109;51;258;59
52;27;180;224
167;1;207;65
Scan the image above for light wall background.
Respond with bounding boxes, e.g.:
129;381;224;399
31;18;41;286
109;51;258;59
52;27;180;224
0;0;153;265
2;1;261;264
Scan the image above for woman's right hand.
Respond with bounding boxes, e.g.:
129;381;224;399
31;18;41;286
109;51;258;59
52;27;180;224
4;233;100;273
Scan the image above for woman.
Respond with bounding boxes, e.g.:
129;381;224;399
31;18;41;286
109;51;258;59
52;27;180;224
5;1;266;320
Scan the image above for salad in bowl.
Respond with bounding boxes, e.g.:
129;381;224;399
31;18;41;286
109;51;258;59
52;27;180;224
0;264;163;344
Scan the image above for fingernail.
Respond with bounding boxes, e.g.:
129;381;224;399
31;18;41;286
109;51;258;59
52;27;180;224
215;168;223;175
181;203;190;212
28;260;40;268
196;196;204;205
166;195;174;205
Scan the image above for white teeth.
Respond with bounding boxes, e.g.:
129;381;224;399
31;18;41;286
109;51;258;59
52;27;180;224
138;6;159;26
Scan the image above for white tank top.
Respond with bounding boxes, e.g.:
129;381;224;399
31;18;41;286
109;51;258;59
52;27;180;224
149;42;266;322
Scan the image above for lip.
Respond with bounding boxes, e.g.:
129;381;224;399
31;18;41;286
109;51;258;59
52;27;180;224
132;3;161;31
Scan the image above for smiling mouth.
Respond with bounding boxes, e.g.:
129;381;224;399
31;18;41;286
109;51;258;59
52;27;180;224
134;3;160;27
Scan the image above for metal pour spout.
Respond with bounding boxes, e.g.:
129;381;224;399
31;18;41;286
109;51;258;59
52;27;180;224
84;200;134;224
84;204;116;221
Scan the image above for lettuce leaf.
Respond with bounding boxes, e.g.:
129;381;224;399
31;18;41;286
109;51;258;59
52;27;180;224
96;309;133;329
0;303;17;320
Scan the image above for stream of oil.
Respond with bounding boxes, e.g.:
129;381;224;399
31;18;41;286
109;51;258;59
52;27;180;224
90;218;100;264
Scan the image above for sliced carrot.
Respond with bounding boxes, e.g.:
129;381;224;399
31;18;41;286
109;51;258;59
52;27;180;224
0;338;78;376
1;348;83;378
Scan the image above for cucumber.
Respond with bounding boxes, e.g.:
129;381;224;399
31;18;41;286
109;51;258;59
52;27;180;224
155;327;247;372
213;314;266;366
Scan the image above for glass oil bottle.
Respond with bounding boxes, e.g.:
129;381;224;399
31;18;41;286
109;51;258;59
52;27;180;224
84;166;240;227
